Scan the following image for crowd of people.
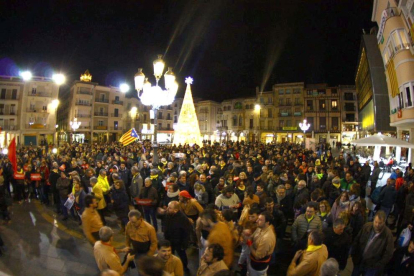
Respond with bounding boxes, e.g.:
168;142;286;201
0;139;414;275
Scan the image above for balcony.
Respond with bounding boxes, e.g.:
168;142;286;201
158;127;174;131
112;100;123;105
294;112;302;116
75;102;92;106
109;127;123;131
94;112;108;116
94;126;108;130
0;125;18;130
279;112;291;117
75;114;91;118
78;126;90;130
26;124;49;129
26;108;49;114
0;111;17;116
27;92;51;97
77;90;93;95
294;102;302;106
344;106;356;111
110;113;122;117
95;98;109;103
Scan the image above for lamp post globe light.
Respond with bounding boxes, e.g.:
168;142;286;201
134;55;179;164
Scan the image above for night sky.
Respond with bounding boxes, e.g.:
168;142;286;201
0;0;376;101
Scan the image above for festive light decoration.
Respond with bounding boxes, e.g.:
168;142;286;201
173;77;202;146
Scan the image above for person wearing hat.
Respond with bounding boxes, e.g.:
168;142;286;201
178;190;204;222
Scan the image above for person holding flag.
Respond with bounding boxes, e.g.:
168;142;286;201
119;128;139;147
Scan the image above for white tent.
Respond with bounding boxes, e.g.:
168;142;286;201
351;134;414;161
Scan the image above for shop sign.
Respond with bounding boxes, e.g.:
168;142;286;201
282;127;297;130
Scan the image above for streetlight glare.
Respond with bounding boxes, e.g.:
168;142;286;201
52;99;60;109
254;104;261;111
52;148;58;154
52;73;66;85
20;71;32;81
120;83;130;93
2;149;8;155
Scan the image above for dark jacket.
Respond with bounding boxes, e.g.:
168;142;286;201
49;169;60;193
56;177;71;199
111;187;130;218
349;212;365;240
386;244;414;276
379;184;397;208
118;168;131;187
159;210;192;248
323;227;352;270
351;222;394;271
139;186;158;208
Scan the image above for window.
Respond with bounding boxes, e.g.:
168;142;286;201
307;100;313;111
250;119;254;129
115;96;119;102
268;108;273;118
268;120;273;129
286;98;291;105
114;121;118;130
98;120;104;126
293;88;301;94
10;104;15;115
398;92;404;109
279;89;284;95
144;114;147;121
0;104;3;114
43;105;47;111
268;97;273;104
407;85;413;107
294;98;300;105
331;100;338;110
31;88;36;94
245;104;250;109
158;111;163;119
332;117;339;130
174;115;177;123
158;123;162;129
320;117;326;129
279;120;284;127
279;98;284;106
233;116;237;126
383;29;410;66
286;120;291;127
306;117;314;130
1;89;6;99
331;88;337;94
239;115;243;126
286;89;291;94
319;100;326;110
167;123;170;129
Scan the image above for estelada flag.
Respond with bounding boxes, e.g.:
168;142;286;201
8;137;17;173
119;128;139;146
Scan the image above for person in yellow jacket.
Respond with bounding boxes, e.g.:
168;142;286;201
91;176;106;225
97;169;110;195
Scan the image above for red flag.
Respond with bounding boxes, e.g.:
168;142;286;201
8;137;17;173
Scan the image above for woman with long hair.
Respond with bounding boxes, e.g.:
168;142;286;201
330;191;350;223
318;200;331;229
349;201;365;240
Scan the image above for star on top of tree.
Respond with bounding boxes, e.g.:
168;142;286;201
185;77;193;85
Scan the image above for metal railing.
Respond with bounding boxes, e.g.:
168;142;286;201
0;125;18;130
94;126;108;130
75;114;91;118
77;90;93;95
27;92;51;97
111;100;123;105
110;113;121;117
26;124;49;129
95;98;109;103
109;127;123;131
26;108;49;113
94;112;108;116
75;102;92;106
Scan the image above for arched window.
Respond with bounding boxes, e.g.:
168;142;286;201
234;102;242;109
233;115;237;126
239;115;243;126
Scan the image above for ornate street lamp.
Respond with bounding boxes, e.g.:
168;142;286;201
299;119;311;134
134;55;178;164
70;118;81;143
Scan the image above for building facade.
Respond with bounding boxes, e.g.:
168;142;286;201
339;85;360;143
304;84;342;144
58;71;127;144
355;32;394;136
372;0;414;162
0;75;59;147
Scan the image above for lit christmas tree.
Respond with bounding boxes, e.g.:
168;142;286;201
173;77;202;146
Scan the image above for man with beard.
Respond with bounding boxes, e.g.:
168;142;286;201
273;184;293;220
293;180;310;208
82;194;104;245
154;239;184;276
157;201;192;274
197;243;228;276
351;211;394;276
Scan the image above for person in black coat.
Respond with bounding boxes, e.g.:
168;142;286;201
386;239;414;276
157;200;192;273
111;180;130;232
323;218;352;270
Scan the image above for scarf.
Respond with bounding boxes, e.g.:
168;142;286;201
332;183;340;189
150;175;158;180
306;215;314;223
340;201;350;208
167;190;179;198
307;245;322;252
276;195;285;203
